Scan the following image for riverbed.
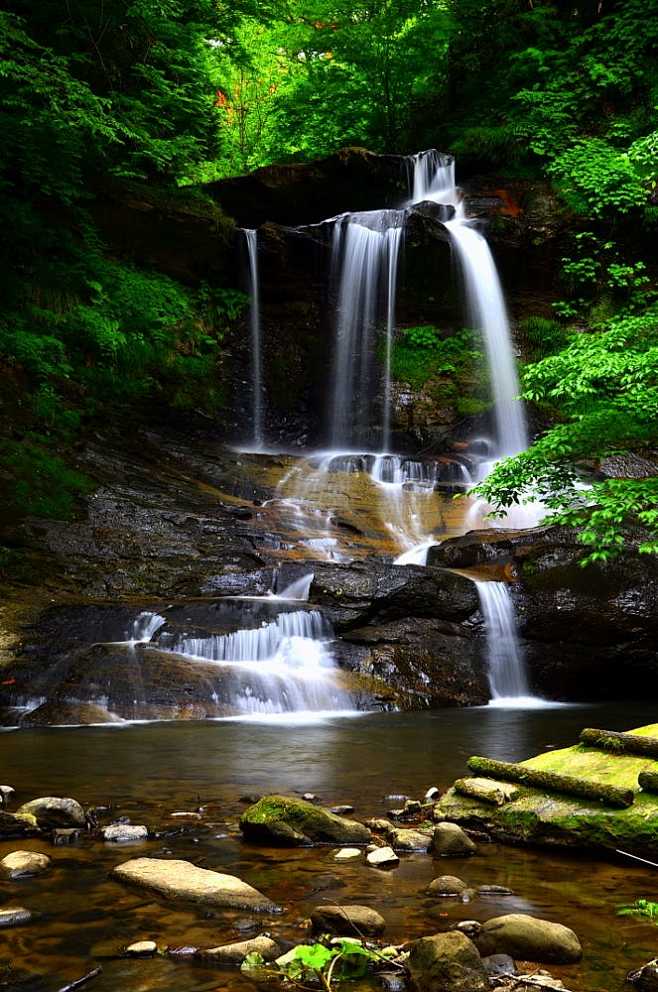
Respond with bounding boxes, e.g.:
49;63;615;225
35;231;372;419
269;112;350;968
3;703;658;991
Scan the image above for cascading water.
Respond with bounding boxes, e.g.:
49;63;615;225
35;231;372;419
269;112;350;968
127;611;166;645
409;150;527;459
243;228;264;448
474;580;545;707
161;610;354;715
330;212;404;449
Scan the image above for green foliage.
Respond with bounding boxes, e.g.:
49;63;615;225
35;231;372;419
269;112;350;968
518;316;569;363
548;140;648;218
1;440;92;520
391;326;481;386
275;938;392;987
618;898;658;922
475;306;658;562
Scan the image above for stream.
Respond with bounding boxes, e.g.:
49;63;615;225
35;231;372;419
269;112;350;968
3;704;658;991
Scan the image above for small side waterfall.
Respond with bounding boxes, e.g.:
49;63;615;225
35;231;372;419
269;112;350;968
127;611;166;645
330;211;404;449
161;610;354;715
243;229;264;448
474;581;545;707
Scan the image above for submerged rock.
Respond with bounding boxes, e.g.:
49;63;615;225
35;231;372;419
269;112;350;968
477;914;582;964
240;795;371;846
17;797;85;829
427;875;467;897
310;904;386;937
197;935;280;963
431;823;476;857
407;931;488;992
0;851;50;878
0;906;33;928
628;959;658;992
113;858;278;911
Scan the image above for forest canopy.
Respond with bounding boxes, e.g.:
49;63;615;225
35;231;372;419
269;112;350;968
1;0;657;553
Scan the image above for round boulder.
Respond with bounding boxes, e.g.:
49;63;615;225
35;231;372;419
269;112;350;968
478;914;582;964
17;797;85;829
310;904;386;937
1;850;50;879
407;931;488;992
427;875;468;897
431;823;476;857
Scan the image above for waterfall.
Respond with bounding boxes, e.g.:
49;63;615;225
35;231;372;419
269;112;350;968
127;611;165;645
243;229;264;448
161;610;354;715
474;580;545;707
408;151;528;459
445;224;527;457
275;572;314;601
330;211;403;449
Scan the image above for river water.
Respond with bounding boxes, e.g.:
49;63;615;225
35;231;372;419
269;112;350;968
3;702;658;991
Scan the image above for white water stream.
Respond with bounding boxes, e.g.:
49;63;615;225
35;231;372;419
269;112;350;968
243;228;264;449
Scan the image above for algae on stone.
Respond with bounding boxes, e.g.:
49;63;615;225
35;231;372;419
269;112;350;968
240;795;371;846
436;723;658;856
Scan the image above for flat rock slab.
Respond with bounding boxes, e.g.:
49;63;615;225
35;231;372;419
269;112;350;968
1;851;50;878
310;904;386;936
113;858;278;911
436;722;658;856
367;846;399;868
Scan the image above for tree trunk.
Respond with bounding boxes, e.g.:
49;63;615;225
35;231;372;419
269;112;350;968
466;756;634;808
580;728;658;759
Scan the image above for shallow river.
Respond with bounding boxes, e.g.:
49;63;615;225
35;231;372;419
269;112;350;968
3;702;658;991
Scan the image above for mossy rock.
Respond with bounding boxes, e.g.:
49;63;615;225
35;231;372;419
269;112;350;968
435;723;658;857
240;795;371;847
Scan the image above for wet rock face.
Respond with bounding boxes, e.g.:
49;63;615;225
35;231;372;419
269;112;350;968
476;914;582;965
429;526;658;700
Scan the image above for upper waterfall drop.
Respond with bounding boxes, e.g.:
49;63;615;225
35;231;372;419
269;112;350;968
243;228;264;449
408;150;528;459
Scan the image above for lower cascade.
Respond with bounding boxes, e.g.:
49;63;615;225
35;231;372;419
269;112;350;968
160;610;354;716
474;580;544;707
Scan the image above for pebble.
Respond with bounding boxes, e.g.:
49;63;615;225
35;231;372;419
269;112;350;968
334;847;361;860
126;940;157;957
478;884;514;896
331;805;355;815
0;907;32;929
302;793;318;802
453;920;481;938
169;812;201;819
367;846;399;868
0;786;15;806
424;786;440;801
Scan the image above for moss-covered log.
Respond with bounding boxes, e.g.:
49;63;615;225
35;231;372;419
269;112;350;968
580;728;658;758
466;756;635;808
638;772;658;793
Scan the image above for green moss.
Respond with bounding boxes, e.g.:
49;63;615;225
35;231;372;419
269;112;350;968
240;795;371;845
436;724;658;856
